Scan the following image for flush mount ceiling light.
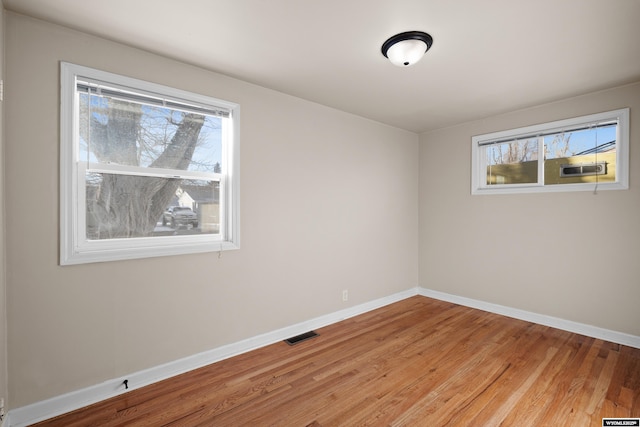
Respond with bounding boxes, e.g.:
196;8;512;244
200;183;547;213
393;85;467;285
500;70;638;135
381;31;433;67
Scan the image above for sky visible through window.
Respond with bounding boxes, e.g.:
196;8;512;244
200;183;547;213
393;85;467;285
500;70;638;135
78;93;223;172
486;125;616;166
544;124;616;159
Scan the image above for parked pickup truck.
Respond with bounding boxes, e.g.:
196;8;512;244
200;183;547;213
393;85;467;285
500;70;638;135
162;206;198;228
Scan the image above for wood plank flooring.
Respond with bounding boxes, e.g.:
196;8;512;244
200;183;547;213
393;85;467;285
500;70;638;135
33;296;640;426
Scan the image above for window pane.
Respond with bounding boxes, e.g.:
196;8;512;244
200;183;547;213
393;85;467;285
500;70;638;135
472;108;628;195
484;139;538;185
79;92;223;173
86;173;219;240
543;125;616;185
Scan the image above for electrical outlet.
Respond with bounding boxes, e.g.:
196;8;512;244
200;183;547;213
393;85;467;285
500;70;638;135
342;289;348;301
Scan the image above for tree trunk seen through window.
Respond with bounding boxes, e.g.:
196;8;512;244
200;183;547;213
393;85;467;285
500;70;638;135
82;97;206;239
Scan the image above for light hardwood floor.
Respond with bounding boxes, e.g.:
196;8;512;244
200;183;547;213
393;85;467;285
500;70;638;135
33;296;640;426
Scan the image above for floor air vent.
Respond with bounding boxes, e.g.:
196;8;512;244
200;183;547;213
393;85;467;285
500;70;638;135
284;331;319;345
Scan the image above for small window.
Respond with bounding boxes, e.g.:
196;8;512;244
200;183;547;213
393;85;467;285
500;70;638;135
60;63;240;264
471;108;629;195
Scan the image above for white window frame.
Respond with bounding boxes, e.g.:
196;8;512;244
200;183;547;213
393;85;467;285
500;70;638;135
471;108;629;195
60;62;240;265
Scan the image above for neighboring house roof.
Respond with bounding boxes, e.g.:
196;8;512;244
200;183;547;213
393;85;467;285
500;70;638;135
179;183;219;204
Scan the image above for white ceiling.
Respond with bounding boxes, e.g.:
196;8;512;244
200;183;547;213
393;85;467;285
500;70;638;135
4;0;640;133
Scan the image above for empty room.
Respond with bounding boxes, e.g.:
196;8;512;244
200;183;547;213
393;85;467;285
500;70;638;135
0;0;639;426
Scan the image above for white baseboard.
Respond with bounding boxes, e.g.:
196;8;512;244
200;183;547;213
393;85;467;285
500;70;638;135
8;287;417;427
9;286;639;426
418;287;640;349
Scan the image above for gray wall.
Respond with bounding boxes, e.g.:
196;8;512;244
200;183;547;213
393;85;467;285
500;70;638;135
419;82;640;337
5;13;419;407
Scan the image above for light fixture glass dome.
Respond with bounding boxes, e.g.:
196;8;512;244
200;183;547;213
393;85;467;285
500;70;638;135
381;31;433;67
386;39;427;66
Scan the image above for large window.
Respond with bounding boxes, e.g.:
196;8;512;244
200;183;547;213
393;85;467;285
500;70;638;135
471;109;629;195
61;63;240;265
